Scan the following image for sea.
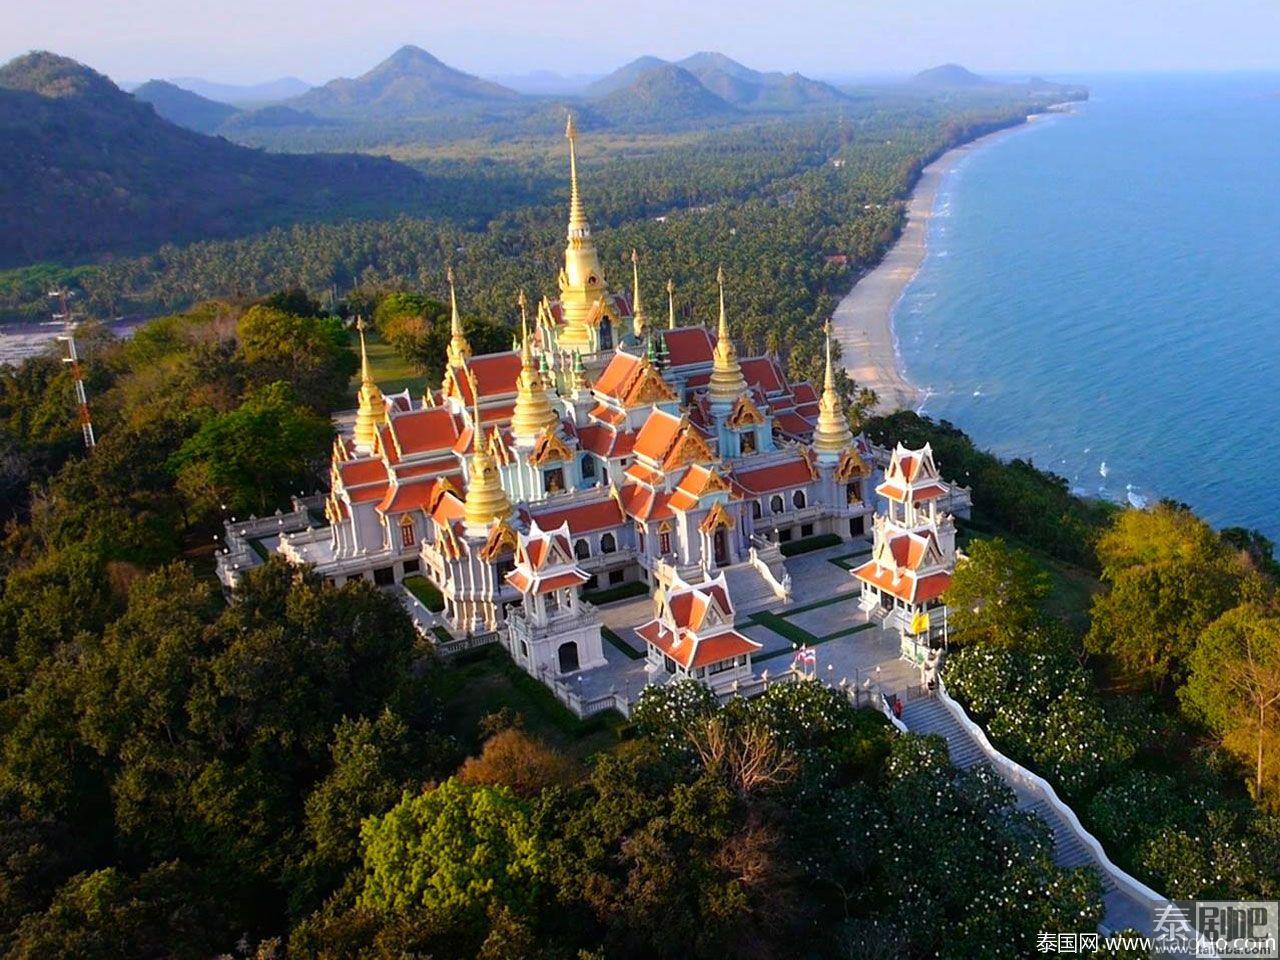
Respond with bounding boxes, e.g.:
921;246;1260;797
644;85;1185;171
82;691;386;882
896;74;1280;539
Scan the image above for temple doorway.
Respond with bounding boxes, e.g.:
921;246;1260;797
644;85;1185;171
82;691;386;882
558;641;580;674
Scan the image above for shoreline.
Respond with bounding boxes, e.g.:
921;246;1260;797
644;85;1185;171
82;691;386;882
831;114;1055;414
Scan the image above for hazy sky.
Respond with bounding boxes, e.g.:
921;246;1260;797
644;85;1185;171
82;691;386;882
5;0;1279;85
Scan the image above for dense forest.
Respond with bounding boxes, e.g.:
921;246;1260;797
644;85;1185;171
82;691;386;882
3;95;1043;393
0;297;1133;959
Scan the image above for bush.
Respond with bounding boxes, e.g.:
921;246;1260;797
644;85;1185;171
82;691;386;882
780;533;842;557
581;580;648;605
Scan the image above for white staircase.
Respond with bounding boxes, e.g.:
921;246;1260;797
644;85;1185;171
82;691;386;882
721;561;784;614
899;697;1114;891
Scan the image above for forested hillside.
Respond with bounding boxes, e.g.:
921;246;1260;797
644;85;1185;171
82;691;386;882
0;53;434;266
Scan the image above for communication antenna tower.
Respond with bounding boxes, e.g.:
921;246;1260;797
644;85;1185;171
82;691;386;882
48;288;96;450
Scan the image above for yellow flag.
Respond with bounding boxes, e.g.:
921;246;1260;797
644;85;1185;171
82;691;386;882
910;611;930;635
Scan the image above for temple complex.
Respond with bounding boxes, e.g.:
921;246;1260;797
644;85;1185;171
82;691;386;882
219;115;971;704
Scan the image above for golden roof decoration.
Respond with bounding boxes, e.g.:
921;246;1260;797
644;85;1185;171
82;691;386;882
699;500;736;534
353;317;387;454
813;320;855;455
446;267;473;368
708;266;747;404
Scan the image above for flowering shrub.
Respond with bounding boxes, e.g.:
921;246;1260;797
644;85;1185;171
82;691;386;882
946;646;1134;797
631;679;717;753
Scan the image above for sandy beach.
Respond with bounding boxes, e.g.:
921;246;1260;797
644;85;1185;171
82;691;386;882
831;119;1044;413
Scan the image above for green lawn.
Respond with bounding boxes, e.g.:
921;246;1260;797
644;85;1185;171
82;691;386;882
349;326;428;399
427;646;624;758
403;575;445;612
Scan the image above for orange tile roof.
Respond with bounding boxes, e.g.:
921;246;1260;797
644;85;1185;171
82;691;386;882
378;477;447;513
732;457;814;494
450;352;522;405
851;559;951;604
349;482;391;504
578;424;635;458
740;356;786;394
593;352;643;399
877;480;948;503
387;408;461;457
662;327;716;366
774;412;814;437
506;568;589;595
529;499;624;535
633;409;684;463
338;458;388;487
619;484;674;521
635;622;760;669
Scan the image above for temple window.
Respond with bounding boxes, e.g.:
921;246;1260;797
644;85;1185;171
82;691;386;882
660;530;672;554
599;318;613;350
792;490;806;509
770;494;784;514
580;454;597;479
399;516;416;548
574;538;590;560
751;500;763;520
600;532;617;554
740;430;757;455
543;467;565;493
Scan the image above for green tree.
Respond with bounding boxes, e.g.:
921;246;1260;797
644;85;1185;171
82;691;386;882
1087;506;1245;690
944;537;1053;648
358;778;545;918
169;381;331;517
236;305;355;412
1182;604;1280;809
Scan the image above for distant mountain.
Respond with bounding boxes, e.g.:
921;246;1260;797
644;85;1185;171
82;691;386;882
0;51;432;267
170;75;312;104
218;103;336;132
133;79;240;133
593;64;735;127
588;51;845;114
585;56;671;98
910;64;991;88
290;45;519;119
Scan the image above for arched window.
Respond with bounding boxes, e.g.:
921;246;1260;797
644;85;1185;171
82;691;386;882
574;538;590;560
770;494;784;514
598;317;613;351
399;515;415;548
580;454;597;480
792;490;806;510
751;500;763;520
600;532;617;554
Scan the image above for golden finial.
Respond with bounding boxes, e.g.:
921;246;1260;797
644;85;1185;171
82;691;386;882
356;315;372;385
510;288;559;441
566;113;586;236
813;318;853;456
352;314;386;453
709;266;746;406
630;248;646;337
666;278;676;330
446;267;472;367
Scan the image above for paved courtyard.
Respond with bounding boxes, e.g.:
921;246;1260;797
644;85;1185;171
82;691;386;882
576;540;924;703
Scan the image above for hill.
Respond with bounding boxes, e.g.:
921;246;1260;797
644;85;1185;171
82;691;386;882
910;63;992;88
170;75;312;104
585;55;672;97
132;79;240;133
677;53;847;110
0;51;433;268
592;63;735;127
289;45;519;119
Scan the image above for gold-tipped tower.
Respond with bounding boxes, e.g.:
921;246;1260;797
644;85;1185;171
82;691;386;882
556;114;606;351
666;278;677;330
813;321;854;458
630;249;647;339
462;371;513;533
510;290;561;442
446;267;472;368
353;317;386;454
708;266;747;407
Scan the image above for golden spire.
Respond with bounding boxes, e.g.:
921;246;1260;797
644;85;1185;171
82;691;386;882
463;370;513;532
566;113;586;236
446;267;472;368
813;320;854;456
556;113;605;351
630;249;646;338
708;266;747;406
353;316;386;454
510;289;560;442
666;278;677;330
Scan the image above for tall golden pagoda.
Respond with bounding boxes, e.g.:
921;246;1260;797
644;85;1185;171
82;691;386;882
555;114;607;352
708;266;747;407
666;278;677;330
630;249;647;339
462;373;513;533
510;290;561;442
353;317;386;453
446;267;472;368
813;321;854;457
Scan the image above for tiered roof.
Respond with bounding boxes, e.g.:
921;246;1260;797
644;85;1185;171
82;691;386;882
636;571;760;670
